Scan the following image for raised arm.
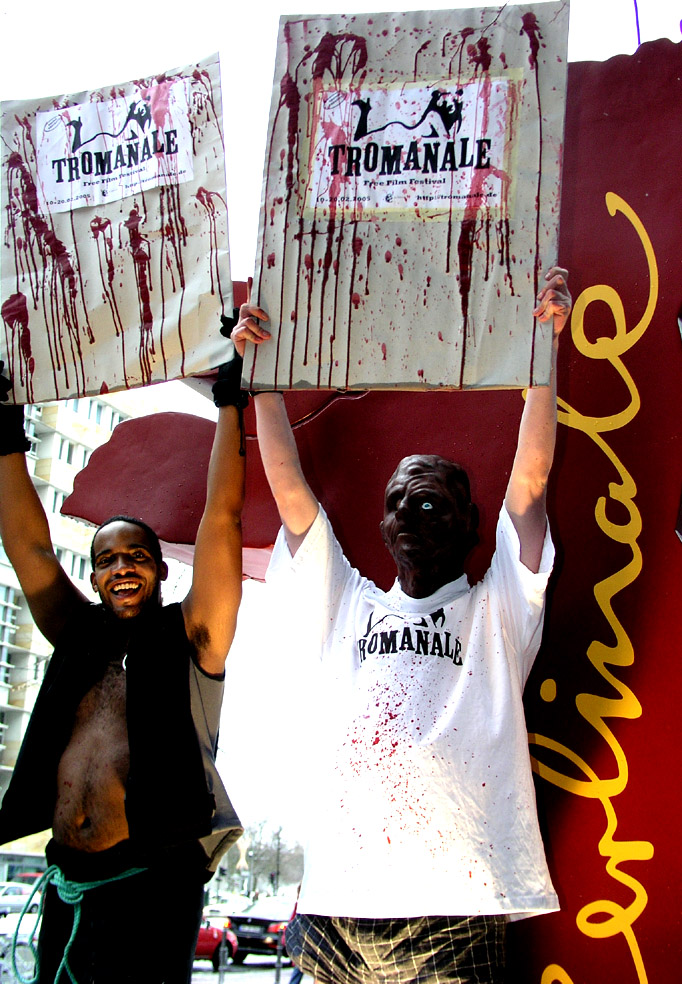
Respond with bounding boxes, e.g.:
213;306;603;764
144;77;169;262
231;297;318;556
0;387;88;644
181;361;246;676
504;267;572;573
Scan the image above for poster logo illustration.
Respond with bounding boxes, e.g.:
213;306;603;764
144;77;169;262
351;89;464;140
305;78;515;220
35;80;194;214
63;98;153;152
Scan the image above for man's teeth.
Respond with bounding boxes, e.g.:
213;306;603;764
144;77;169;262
112;582;139;593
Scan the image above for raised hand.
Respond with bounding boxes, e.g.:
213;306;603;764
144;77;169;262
230;278;270;358
533;267;571;337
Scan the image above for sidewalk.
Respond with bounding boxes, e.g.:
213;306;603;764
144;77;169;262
192;959;313;984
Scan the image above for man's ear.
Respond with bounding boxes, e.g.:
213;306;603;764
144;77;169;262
379;520;387;545
90;572;99;594
160;561;169;583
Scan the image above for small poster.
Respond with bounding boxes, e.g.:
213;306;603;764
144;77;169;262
248;3;569;391
1;54;231;404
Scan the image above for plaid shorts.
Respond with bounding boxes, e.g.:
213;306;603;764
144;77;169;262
286;912;507;984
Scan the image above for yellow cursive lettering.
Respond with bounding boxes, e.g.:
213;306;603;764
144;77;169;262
530;194;656;984
541;966;576;984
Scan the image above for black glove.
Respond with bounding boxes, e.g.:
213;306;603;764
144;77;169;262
0;361;31;456
219;311;239;339
211;352;249;410
211;311;250;410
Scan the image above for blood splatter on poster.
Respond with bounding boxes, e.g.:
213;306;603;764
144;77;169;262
248;3;569;391
1;54;231;404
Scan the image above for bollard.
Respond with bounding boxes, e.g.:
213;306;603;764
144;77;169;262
217;927;229;984
274;933;283;984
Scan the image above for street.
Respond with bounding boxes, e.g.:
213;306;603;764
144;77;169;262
0;945;311;983
192;956;312;984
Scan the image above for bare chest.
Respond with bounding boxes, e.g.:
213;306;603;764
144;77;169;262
72;660;128;734
53;660;131;850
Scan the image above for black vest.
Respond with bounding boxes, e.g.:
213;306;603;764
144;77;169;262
0;603;241;867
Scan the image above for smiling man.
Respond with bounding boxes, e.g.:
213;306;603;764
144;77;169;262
232;268;571;984
0;356;247;984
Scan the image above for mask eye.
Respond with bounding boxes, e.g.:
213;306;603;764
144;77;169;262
421;501;434;511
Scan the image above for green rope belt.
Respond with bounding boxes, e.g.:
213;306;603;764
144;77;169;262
13;861;148;984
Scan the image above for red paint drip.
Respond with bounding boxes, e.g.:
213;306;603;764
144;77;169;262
520;10;545;381
312;33;368;81
124;207;155;384
467;37;492;73
91;215;128;387
1;293;34;401
5;150;87;397
158;174;189;378
520;13;543;69
195;186;227;302
259;30;370;389
413;40;431;80
457;218;477;386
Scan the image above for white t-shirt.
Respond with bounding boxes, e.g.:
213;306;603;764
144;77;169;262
267;503;558;919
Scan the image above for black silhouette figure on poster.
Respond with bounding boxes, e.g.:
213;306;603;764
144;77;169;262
352;89;464;142
66;98;153;153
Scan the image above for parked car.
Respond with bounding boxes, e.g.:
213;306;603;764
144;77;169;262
0;883;41;916
0;911;38;939
194;916;239;971
203;895;251;918
229;896;293;965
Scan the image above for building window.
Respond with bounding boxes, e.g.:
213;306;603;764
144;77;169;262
51;490;66;514
59;439;74;465
0;655;12;686
0;584;17;617
109;410;128;430
0;587;17;685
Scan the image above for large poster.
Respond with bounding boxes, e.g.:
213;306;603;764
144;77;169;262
248;2;569;391
1;54;231;404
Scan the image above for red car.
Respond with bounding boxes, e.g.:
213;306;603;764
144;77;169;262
195;916;239;971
